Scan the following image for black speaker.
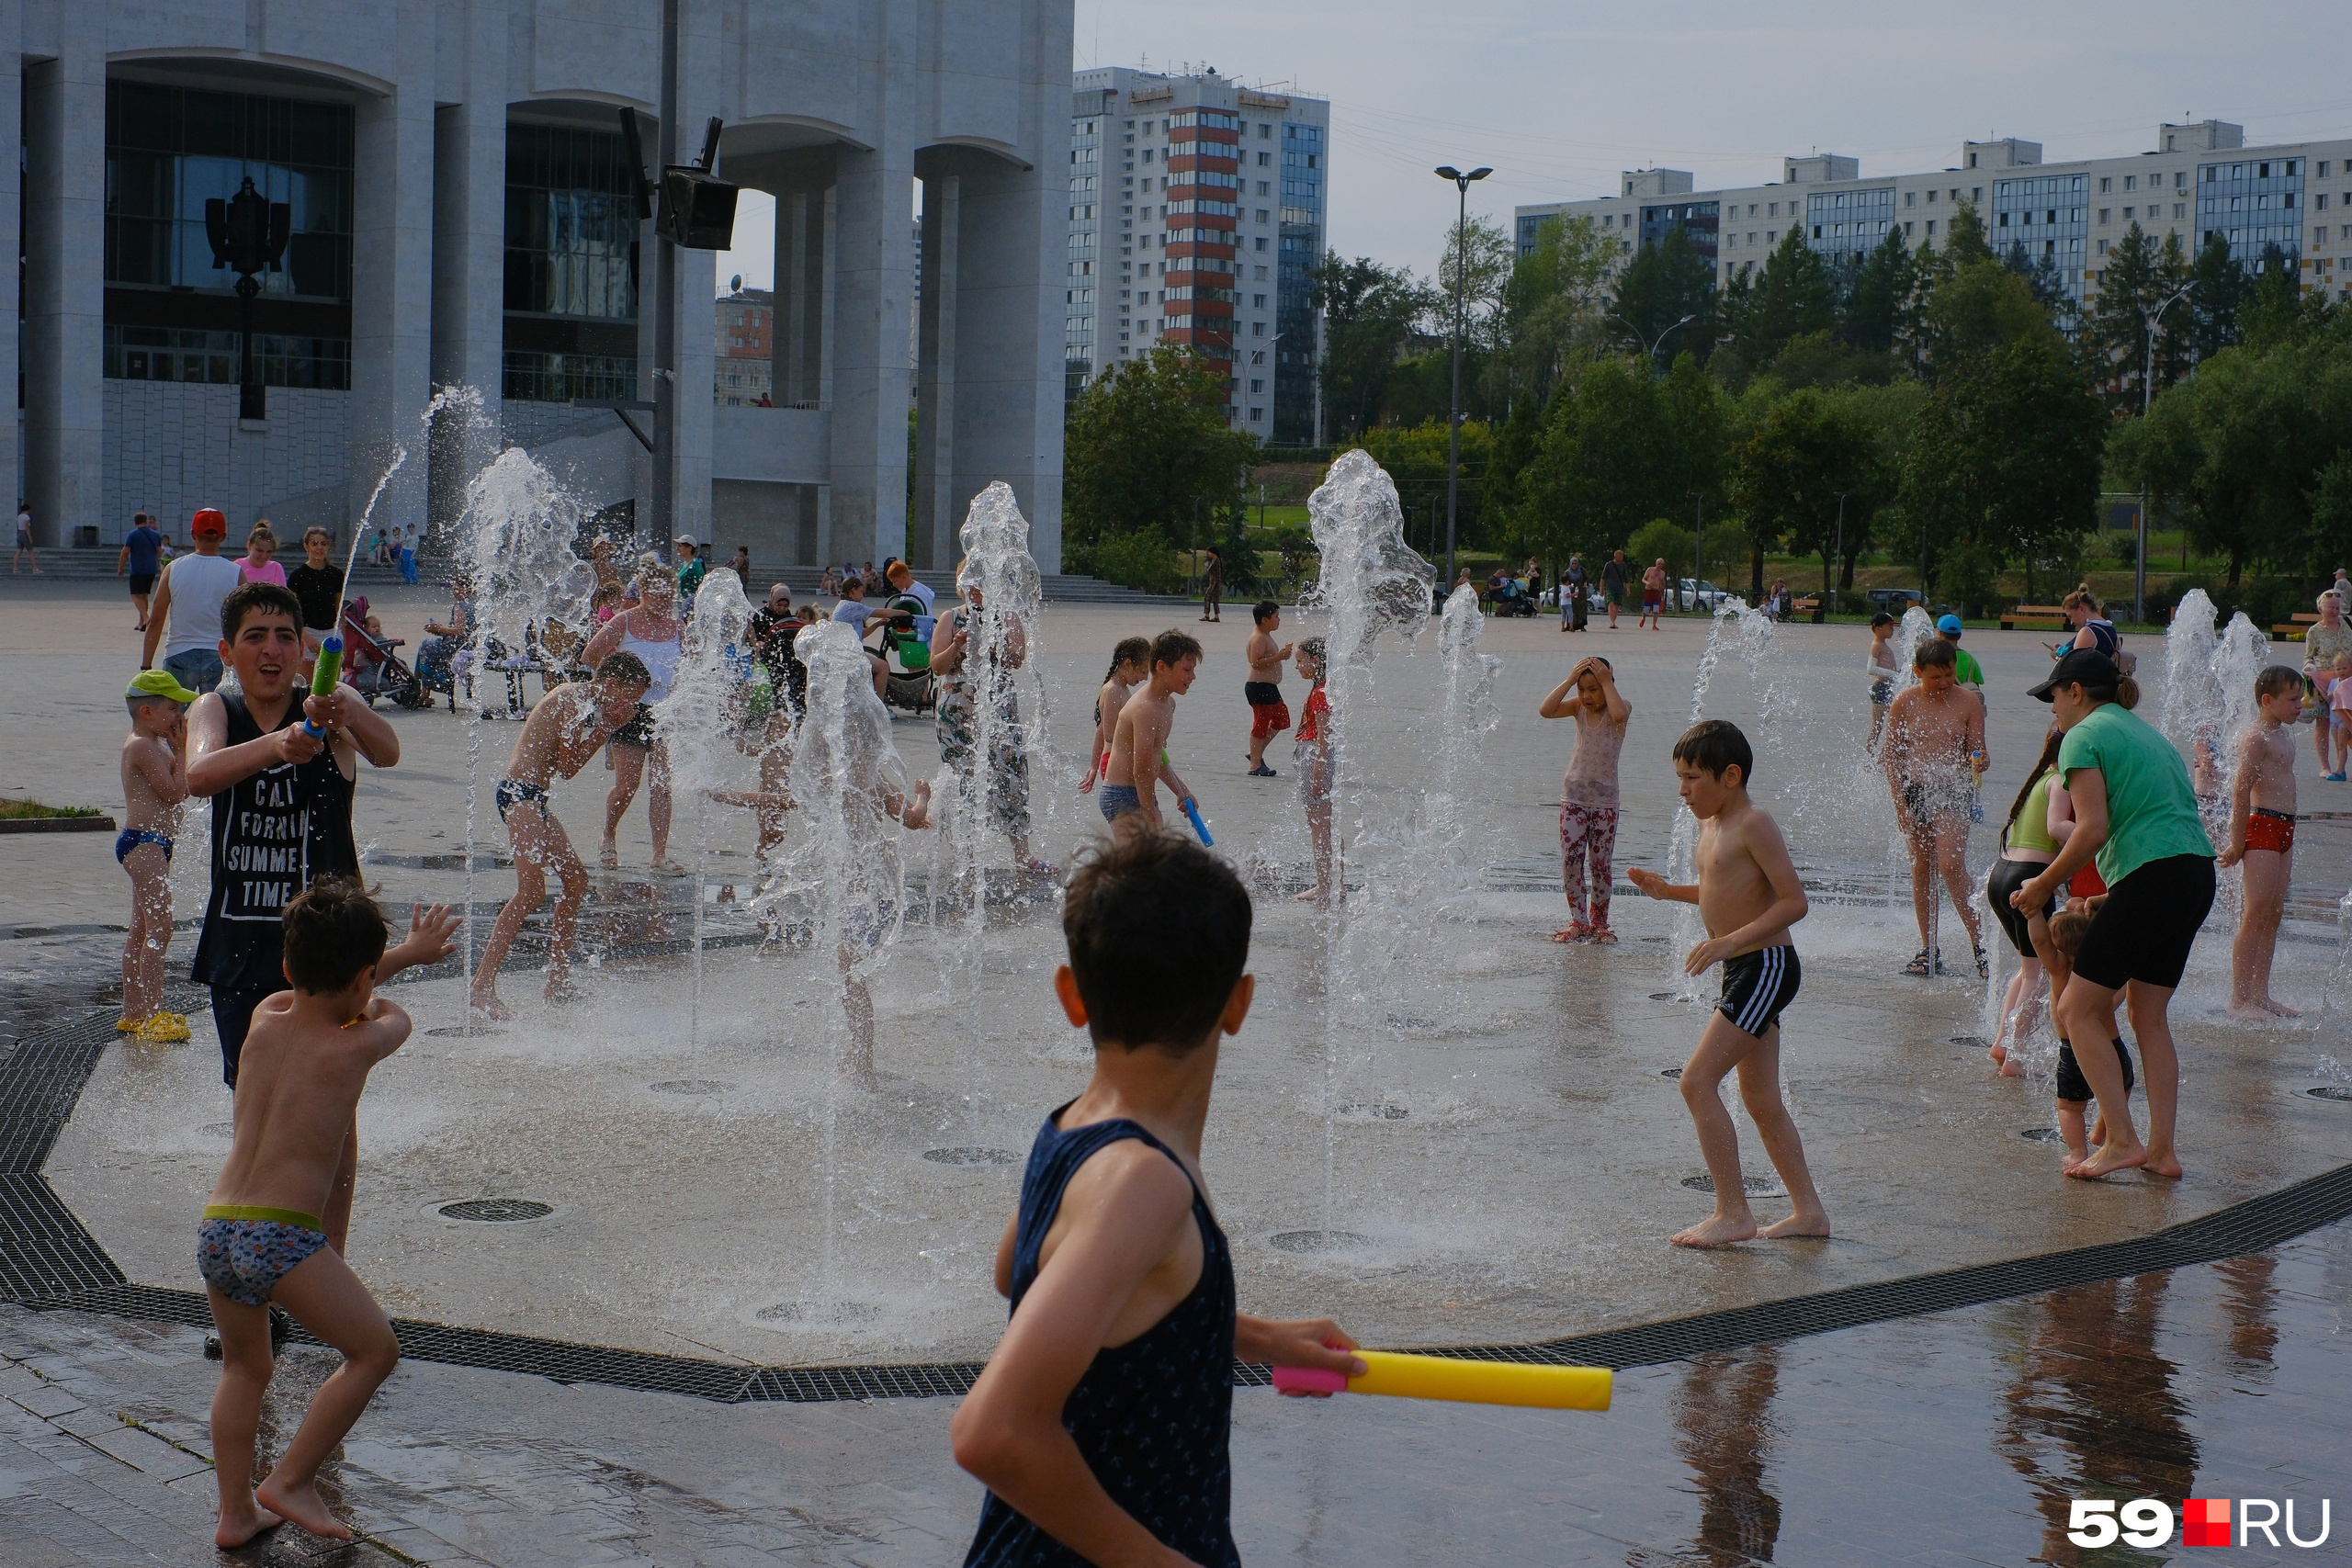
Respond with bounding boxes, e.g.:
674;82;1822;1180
659;168;740;250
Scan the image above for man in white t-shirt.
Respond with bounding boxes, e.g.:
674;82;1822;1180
886;559;936;641
141;509;243;694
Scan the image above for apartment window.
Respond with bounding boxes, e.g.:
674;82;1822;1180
1903;220;1913;236
2099;176;2112;193
1249;407;1263;421
1252;293;1266;308
1925;219;1936;235
2098;238;2109;254
1254;235;1269;251
1250;378;1264;393
1927;189;1938;204
1258;151;1271;166
2323;162;2334;178
1142;148;1153;162
1972;186;1981;202
1257;209;1270;223
2122;208;2132;221
1768;202;1778;216
1251;321;1266;336
2124;175;2136;191
1257;181;1269;196
2099;209;2109;223
2321;194;2332;211
1261;123;1272;139
1905;190;1915;207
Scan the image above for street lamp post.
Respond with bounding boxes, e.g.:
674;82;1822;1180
2137;284;2194;626
1610;310;1696;374
1434;164;1491;592
204;176;290;423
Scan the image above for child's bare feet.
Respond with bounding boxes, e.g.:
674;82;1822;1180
1988;1041;2007;1064
598;837;618;870
1670;1212;1758;1247
2227;999;2276;1021
253;1476;349;1541
2064;1140;2149;1179
469;990;514;1023
2142;1146;2184;1179
214;1496;283;1549
2261;997;2301;1018
1295;886;1329;904
2000;1057;2026;1077
1759;1208;1830;1239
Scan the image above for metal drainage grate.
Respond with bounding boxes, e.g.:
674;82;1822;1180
756;1300;880;1325
437;1199;552;1224
1269;1230;1371;1254
2021;1127;2067;1142
2310;1087;2352;1103
1951;1035;1988;1047
1650;991;1684;1002
650;1079;731;1095
1386;1013;1442;1032
922;1147;1019;1166
424;1025;503;1039
1680;1174;1786;1198
1338;1101;1409;1121
1660;1067;1683;1079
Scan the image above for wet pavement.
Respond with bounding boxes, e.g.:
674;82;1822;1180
2;1213;2346;1565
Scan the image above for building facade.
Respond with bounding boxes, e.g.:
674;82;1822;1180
1067;68;1327;444
9;0;1073;572
715;288;775;408
1515;120;2352;313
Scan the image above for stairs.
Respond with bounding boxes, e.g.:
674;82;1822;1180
8;548;436;588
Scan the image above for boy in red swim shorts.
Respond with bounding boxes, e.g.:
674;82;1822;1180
1243;599;1293;778
2218;665;2304;1019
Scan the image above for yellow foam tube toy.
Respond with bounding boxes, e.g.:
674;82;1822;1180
1272;1350;1611;1410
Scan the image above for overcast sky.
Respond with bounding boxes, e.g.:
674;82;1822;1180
717;0;2352;293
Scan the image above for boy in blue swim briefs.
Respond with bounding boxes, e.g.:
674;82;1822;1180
201;877;411;1550
119;670;194;1039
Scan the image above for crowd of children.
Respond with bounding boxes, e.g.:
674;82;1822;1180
107;566;2313;1561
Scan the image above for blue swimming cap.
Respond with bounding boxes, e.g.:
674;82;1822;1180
1936;615;1962;634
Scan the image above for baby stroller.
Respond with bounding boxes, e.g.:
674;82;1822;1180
1488;576;1539;617
337;597;428;709
867;594;936;715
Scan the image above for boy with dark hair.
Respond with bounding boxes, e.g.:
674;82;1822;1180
2219;665;2305;1019
201;876;410;1548
1101;629;1201;829
1242;600;1293;777
953;830;1361;1565
119;670;195;1040
1629;719;1830;1248
1864;611;1899;751
470;651;654;1020
2042;899;2135;1163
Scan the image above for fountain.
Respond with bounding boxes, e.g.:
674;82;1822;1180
2160;589;2270;928
658;568;754;1052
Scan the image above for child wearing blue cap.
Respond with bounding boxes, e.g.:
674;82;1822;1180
119;669;195;1040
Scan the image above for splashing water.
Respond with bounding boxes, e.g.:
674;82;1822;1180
659;569;755;1052
1662;599;1780;998
2160;590;2270;929
1297;451;1435;1236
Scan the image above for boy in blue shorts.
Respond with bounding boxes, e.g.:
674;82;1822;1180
201;877;410;1549
1629;720;1831;1248
954;829;1362;1564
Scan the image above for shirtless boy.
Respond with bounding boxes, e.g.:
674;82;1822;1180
1864;612;1898;752
1078;637;1150;794
1101;628;1200;830
470;651;653;1021
1882;638;1988;976
1638;558;1668;630
1628;720;1828;1247
201;877;408;1548
1243;601;1295;777
2217;665;2306;1019
119;670;195;1040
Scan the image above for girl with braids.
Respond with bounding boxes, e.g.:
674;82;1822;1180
1078;637;1152;794
1984;728;2074;1073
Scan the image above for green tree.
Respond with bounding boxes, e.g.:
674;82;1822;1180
1496;215;1614;408
1519;356;1674;564
1625;516;1693;591
1840;225;1917;355
1310;255;1433;440
1062;345;1257;561
1611;224;1716;367
1731;389;1890;604
1359;420;1496;558
2188;230;2247;363
1728;226;1834;366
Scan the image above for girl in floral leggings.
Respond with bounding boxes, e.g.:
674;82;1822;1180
1539;656;1631;942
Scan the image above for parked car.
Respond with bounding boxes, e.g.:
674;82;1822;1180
1866;586;1925;614
1676;578;1734;613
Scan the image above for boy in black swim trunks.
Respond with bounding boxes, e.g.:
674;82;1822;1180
1628;720;1831;1248
954;829;1363;1566
470;651;651;1021
202;878;410;1549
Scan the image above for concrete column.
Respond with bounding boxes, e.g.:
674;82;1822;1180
21;30;105;547
944;148;1066;573
427;0;508;535
830;138;917;566
911;174;958;571
350;0;437;541
770;166;832;410
0;5;23;525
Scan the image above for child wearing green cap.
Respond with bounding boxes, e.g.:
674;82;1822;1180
119;670;196;1040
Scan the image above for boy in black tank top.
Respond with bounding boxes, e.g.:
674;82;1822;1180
187;584;454;1089
956;831;1363;1568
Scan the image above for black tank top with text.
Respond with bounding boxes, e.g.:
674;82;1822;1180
189;692;359;991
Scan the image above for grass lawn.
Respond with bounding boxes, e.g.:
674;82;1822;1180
0;797;103;820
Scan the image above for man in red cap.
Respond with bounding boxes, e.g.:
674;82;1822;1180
142;508;243;695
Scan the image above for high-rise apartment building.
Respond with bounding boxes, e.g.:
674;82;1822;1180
1069;68;1329;443
715;288;775;408
1515;120;2352;310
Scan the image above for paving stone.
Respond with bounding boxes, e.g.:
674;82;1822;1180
74;1421;209;1483
8;1382;86;1420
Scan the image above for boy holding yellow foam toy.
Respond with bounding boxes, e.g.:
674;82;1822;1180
954;828;1362;1567
1629;719;1832;1249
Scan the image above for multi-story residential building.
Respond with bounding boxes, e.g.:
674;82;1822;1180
13;0;1071;571
715;288;775;407
1068;68;1329;443
1514;120;2352;311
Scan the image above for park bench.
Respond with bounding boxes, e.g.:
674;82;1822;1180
2272;611;2322;640
2001;604;2068;631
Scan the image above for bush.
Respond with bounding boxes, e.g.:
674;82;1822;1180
1069;527;1182;595
1624;518;1692;586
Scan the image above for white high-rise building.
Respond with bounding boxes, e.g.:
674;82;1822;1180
1515;120;2352;310
1069;68;1329;444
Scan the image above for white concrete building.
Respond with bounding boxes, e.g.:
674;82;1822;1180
1067;68;1327;445
1515;120;2352;313
7;0;1073;572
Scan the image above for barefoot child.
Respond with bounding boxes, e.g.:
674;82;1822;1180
202;877;410;1548
1078;637;1150;794
953;830;1362;1564
1101;628;1200;830
119;671;195;1040
1294;637;1335;904
1243;601;1295;777
469;652;652;1021
2326;651;2352;782
1539;655;1630;943
1864;612;1898;752
1638;558;1668;630
1984;728;2068;1075
2218;665;2306;1019
1627;720;1830;1247
2043;899;2135;1163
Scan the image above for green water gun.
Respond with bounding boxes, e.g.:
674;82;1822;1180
300;634;345;739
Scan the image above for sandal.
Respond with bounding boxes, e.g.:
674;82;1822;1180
1551;922;1590;943
1974;944;1989;979
1903;949;1934;976
1588;925;1619;944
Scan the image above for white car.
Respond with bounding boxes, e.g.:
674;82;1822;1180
1676;578;1734;612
